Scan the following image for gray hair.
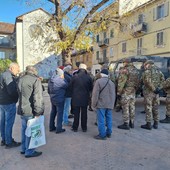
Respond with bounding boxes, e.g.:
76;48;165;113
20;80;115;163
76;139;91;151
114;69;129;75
26;65;38;75
63;65;72;73
79;63;87;70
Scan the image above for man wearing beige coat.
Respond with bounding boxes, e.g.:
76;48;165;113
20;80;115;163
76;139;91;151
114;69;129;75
92;69;116;140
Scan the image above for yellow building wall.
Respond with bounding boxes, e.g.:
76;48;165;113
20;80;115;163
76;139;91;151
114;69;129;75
93;0;170;65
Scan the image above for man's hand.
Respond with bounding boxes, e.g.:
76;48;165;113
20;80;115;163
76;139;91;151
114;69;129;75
117;95;121;100
154;88;160;94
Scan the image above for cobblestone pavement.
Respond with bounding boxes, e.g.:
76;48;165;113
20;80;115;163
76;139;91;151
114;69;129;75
0;91;170;170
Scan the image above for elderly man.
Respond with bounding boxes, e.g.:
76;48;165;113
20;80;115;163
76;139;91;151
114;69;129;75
48;67;70;133
92;69;116;140
0;62;21;148
71;63;93;132
17;66;44;158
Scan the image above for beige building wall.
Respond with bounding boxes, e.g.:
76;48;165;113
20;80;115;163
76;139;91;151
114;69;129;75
93;0;170;65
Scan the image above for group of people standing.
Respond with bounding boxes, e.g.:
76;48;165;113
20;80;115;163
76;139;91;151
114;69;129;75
115;59;170;131
47;63;116;140
1;58;170;159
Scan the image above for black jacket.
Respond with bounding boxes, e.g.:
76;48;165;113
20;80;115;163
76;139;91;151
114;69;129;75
17;72;44;117
71;69;93;106
0;70;18;104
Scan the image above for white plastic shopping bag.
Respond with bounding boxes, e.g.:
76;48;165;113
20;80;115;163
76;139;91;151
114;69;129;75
25;115;46;149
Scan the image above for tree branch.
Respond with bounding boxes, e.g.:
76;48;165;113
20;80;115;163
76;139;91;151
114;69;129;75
70;0;109;46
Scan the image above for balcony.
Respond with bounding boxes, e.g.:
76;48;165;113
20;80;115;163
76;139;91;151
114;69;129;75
98;57;109;64
131;22;147;37
98;38;109;47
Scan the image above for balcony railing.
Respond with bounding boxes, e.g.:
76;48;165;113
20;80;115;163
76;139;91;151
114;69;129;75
98;57;109;64
98;38;109;47
131;22;147;37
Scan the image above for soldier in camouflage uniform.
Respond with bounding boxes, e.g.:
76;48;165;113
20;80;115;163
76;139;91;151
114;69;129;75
117;59;140;130
141;60;165;130
160;77;170;123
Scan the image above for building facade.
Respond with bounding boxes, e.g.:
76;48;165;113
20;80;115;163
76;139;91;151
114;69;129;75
15;8;61;78
0;22;16;60
93;0;170;65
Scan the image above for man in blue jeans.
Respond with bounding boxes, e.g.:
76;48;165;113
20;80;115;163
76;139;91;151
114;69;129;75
92;69;116;140
0;63;21;148
17;66;44;158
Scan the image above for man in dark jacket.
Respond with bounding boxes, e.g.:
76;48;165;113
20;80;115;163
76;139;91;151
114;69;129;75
71;63;93;132
17;66;44;158
0;62;21;148
48;68;70;133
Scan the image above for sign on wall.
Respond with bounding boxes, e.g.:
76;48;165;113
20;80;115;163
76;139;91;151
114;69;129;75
119;0;151;15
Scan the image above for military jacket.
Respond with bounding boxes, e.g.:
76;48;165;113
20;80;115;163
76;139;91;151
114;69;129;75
117;64;140;95
162;77;170;94
142;65;164;93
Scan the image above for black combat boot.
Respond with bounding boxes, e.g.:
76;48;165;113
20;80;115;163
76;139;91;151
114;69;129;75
118;123;130;130
160;116;170;123
141;122;152;130
129;120;134;128
153;121;158;129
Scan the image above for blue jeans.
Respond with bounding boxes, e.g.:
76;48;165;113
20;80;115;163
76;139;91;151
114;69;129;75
49;104;57;130
63;98;71;124
21;116;35;156
0;103;16;144
96;108;113;138
55;101;65;131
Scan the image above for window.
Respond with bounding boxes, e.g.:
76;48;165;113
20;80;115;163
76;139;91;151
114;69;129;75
110;29;114;38
96;51;99;60
103;49;107;58
110;47;114;58
156;32;164;46
154;2;169;20
96;34;99;43
157;4;165;19
137;38;142;55
0;52;5;59
103;32;107;39
138;14;144;24
122;42;126;53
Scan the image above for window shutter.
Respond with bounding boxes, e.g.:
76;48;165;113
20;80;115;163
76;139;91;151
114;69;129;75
164;2;169;17
153;7;157;20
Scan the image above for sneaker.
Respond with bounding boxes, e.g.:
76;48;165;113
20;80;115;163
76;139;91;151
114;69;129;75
20;151;25;154
56;129;66;134
94;135;106;140
5;140;21;149
1;140;5;146
88;107;93;111
63;121;72;126
25;151;42;158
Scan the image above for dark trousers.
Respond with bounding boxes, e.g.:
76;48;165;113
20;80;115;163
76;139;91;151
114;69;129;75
49;104;57;130
72;106;87;130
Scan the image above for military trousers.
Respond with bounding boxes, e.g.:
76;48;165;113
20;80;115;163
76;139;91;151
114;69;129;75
166;94;170;117
121;94;135;123
143;92;159;122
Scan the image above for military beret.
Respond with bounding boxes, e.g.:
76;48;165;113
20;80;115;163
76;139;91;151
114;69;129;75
144;60;154;65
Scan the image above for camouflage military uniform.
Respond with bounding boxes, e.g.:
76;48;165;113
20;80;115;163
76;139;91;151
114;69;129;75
160;78;170;123
141;61;164;129
117;63;140;129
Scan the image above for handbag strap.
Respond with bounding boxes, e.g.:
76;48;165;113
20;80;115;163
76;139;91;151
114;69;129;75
99;78;109;94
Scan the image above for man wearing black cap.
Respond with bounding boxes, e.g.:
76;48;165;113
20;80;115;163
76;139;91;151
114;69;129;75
92;69;116;140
